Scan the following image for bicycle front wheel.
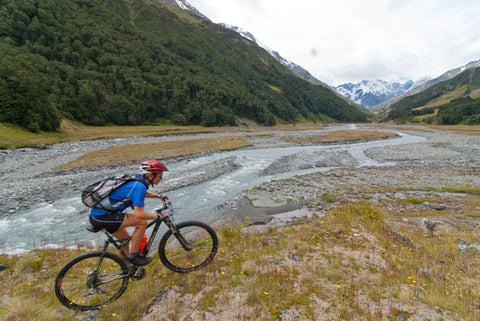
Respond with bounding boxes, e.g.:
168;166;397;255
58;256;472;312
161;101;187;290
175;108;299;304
159;220;218;273
54;251;129;311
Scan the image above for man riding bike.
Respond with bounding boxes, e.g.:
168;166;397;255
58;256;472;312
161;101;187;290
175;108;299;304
89;160;168;266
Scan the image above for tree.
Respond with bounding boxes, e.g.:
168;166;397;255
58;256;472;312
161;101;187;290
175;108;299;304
0;55;61;132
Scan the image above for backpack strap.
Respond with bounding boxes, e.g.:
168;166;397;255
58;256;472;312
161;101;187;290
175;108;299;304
103;176;150;211
131;176;149;189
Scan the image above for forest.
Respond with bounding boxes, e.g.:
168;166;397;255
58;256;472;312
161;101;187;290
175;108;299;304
0;0;367;132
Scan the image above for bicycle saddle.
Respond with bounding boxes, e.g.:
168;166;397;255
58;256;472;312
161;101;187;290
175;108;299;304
86;225;102;233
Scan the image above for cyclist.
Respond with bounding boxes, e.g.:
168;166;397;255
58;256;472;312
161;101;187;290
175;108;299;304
89;160;168;266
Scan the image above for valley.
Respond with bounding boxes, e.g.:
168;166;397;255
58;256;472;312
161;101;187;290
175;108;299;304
1;124;480;320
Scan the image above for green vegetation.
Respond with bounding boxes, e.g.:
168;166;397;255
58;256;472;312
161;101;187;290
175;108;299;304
2;192;480;320
0;0;368;133
386;67;480;124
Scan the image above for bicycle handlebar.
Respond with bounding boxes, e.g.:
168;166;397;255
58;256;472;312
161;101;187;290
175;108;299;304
154;199;172;216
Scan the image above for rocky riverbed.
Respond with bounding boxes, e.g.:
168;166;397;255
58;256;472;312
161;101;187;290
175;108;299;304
218;125;480;226
0;132;243;216
0;125;479;221
2;124;480;321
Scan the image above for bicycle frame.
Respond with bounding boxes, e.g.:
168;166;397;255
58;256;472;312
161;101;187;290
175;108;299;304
93;201;180;264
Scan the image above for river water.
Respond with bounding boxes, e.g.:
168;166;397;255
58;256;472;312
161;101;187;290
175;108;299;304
0;130;426;254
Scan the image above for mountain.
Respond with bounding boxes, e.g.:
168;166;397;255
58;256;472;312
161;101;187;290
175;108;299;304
386;66;480;124
170;2;363;111
266;49;326;86
220;24;367;113
0;0;368;133
333;79;422;109
161;0;210;20
218;23;326;87
375;59;480;112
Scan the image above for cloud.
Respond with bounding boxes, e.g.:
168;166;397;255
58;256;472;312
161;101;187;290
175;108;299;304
188;0;480;85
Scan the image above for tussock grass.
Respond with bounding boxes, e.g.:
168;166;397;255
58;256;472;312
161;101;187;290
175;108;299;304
0;119;238;149
57;135;253;169
60;128;401;169
2;120;479;149
2;193;480;320
1;122;479;319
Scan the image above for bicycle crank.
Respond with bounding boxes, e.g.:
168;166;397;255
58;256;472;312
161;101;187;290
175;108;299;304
131;267;146;280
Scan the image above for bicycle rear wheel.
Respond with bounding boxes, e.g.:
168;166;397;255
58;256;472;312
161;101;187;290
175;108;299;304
159;220;218;273
54;251;129;311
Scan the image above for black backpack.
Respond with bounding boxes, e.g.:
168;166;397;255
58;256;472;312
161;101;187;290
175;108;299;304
81;174;148;211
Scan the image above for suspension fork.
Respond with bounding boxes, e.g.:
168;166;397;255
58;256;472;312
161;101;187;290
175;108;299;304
164;218;192;251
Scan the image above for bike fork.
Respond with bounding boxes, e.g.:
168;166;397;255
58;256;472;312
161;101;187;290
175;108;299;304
165;219;192;251
174;232;192;251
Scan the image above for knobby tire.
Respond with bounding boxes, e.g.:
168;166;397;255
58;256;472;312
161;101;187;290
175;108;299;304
54;251;129;311
158;220;218;273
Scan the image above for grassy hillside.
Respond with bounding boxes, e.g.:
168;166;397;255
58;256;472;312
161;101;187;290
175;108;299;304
1;168;479;320
385;67;480;124
0;0;367;133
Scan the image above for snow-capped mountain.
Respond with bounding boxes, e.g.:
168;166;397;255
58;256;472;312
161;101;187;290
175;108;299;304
332;80;421;109
161;0;210;20
220;24;257;43
378;59;480;110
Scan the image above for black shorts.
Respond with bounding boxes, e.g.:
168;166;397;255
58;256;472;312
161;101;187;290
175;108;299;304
89;212;126;233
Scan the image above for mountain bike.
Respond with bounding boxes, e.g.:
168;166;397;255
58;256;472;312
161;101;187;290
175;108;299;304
54;200;218;311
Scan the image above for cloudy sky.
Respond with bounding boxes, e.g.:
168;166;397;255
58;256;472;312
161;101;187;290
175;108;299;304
187;0;480;86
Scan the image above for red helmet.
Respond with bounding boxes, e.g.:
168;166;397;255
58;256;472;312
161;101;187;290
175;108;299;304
140;160;168;174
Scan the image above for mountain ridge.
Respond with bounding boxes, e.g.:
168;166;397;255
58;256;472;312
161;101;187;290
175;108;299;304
375;59;480;112
332;79;423;109
167;0;480;121
218;23;327;87
167;0;369;112
386;65;480;124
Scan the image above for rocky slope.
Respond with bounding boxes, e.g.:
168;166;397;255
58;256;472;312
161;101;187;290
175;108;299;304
140;126;480;321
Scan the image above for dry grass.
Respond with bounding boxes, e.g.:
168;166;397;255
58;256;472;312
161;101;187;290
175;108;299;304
367;123;434;132
56;135;254;169
369;123;480;136
0;120;243;148
2;122;480;319
281;130;398;145
413;109;438;122
2;192;479;320
426;124;480;136
0;120;325;149
415;85;468;110
59;128;402;169
471;90;480;99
